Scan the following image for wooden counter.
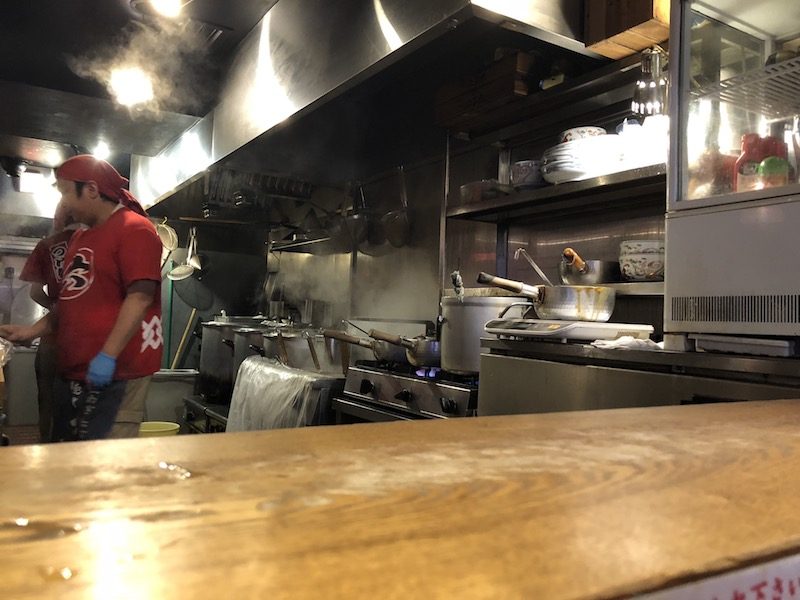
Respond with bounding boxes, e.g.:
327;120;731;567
3;400;800;599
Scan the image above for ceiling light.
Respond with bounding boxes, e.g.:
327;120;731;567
150;0;182;18
93;141;111;161
109;67;154;107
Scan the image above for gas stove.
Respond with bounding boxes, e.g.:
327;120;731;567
335;361;478;421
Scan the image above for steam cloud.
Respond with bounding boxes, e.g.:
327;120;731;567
66;18;217;115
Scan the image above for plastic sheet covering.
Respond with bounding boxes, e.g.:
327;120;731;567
0;337;13;367
227;357;331;432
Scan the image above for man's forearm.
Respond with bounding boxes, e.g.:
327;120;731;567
100;282;157;358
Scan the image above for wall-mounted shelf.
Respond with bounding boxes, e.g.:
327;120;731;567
447;163;667;223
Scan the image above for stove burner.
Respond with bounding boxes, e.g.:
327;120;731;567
415;367;441;379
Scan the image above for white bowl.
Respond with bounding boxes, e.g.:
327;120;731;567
619;252;664;281
620;239;664;255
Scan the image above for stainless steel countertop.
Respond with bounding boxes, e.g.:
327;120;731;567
480;337;800;385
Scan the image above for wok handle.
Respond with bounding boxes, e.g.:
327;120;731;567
248;344;266;357
562;248;587;273
368;329;411;349
477;272;541;300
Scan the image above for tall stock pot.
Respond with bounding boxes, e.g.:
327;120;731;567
199;316;265;402
440;293;529;375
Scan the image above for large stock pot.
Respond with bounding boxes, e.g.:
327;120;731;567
440;294;528;374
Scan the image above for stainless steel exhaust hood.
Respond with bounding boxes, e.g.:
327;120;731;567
134;0;587;205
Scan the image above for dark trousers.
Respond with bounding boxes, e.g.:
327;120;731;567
52;378;127;442
33;340;58;443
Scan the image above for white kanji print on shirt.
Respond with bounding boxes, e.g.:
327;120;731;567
60;248;95;300
49;240;69;283
141;315;163;353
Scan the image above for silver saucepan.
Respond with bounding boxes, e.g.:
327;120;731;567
559;247;621;285
368;329;440;367
323;329;409;364
477;272;615;322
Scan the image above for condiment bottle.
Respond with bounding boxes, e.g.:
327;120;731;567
734;133;764;192
758;137;789;188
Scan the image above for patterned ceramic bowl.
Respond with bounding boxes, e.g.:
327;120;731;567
510;160;544;188
619;252;664;281
559;126;606;143
619;239;665;255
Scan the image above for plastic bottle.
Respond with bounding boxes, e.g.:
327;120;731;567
758;137;789;188
734;133;764;192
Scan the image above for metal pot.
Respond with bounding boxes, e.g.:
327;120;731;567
232;326;273;385
323;329;408;364
559;247;621;285
198;321;238;402
368;329;440;367
262;328;348;373
477;272;615;322
200;317;268;402
440;295;529;374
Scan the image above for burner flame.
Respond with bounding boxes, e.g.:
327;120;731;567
415;367;441;379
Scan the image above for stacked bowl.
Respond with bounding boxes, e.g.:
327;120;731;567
619;240;665;281
541;129;624;184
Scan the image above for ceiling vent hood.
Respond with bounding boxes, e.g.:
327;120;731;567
134;0;588;203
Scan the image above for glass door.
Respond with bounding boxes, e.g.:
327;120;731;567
669;0;800;210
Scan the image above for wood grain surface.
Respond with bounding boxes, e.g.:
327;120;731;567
3;400;800;599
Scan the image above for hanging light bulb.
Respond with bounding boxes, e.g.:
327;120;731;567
632;46;668;117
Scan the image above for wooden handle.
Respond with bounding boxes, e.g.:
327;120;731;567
275;332;290;366
562;248;587;273
306;336;321;371
170;308;197;369
476;272;541;299
323;329;364;345
368;329;407;348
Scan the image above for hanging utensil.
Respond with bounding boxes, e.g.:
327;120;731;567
156;218;178;272
513;248;554;287
167;227;197;281
381;166;411;248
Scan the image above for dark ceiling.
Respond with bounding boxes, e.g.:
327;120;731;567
0;0;278;173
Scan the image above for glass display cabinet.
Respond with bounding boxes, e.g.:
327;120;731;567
665;0;800;341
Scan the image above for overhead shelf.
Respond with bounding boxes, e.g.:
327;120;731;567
446;163;667;223
690;56;800;120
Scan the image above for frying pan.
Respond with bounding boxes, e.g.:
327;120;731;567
368;329;440;367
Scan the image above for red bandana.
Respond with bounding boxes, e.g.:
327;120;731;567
56;155;147;217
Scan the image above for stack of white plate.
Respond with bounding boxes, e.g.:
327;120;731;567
541;135;624;184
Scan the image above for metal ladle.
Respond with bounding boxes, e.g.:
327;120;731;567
514;247;554;286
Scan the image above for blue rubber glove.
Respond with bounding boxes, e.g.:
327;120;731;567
87;352;117;389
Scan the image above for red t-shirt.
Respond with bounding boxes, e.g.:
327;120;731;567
20;229;75;297
57;208;163;380
20;229;76;344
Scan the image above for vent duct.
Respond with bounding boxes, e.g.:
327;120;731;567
671;295;800;324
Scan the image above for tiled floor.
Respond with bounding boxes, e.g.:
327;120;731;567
3;425;41;445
